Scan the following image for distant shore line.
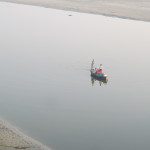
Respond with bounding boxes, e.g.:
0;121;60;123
1;0;150;22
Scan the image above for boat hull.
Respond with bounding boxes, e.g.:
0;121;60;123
91;72;107;80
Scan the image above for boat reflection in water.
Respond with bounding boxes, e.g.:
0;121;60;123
91;76;108;86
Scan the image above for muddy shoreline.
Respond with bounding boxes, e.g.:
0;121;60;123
0;119;51;150
0;0;150;22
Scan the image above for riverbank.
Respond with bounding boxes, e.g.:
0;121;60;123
0;119;51;150
0;0;150;22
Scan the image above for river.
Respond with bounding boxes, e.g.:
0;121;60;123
0;2;150;150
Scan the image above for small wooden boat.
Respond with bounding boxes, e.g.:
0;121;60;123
90;59;108;80
91;71;107;80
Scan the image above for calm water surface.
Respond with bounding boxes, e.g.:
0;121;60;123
0;2;150;150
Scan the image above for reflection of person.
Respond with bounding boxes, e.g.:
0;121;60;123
91;77;95;86
91;77;108;86
99;81;102;86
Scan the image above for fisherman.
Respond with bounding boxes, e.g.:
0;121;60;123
91;59;95;70
96;64;103;74
99;64;103;72
96;68;101;74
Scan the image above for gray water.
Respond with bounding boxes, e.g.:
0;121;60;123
0;2;150;150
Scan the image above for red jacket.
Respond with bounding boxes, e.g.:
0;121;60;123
96;69;102;73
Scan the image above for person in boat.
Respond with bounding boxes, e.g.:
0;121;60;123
91;59;95;72
95;64;103;74
91;59;94;69
96;68;102;74
99;64;103;72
